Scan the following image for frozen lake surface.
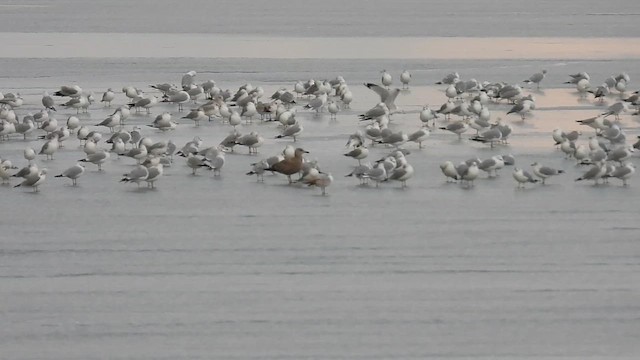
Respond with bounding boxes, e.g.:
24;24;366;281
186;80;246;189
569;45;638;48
1;1;640;359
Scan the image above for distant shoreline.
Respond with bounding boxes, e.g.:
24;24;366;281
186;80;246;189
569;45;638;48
2;33;640;60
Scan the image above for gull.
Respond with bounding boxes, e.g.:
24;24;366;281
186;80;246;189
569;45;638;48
186;85;204;103
468;116;491;135
106;130;131;148
507;98;534;120
110;137;127;156
39;116;58;133
601;101;628;120
76;126;90;145
344;146;369;165
387;163;414;188
440;161;459;182
589;135;609;153
575;78;591;97
381;69;393;88
359;102;389;121
531;162;564;184
55;163;85;185
166;90;190;111
436;72;460;85
400;70;411;89
341;89;353;108
0;162;15;183
276;121;303;142
446;83;461;100
1;108;18;124
221;109;239;128
455;162;479;187
79;150;110;171
66;115;80;131
265;148;308;183
148;112;177;131
146;141;168;157
603;163;635;186
95;113;121;133
32;109;49;125
15;117;36;140
575;164;606;184
176;136;203;157
576;164;607;185
364;83;401;113
552;128;565;146
419;105;439;127
41;126;70;147
61;95;91;114
327;101;339;120
41;91;56;111
364;122;383;145
235;132;264;154
374;129;405;148
615;79;627;94
186;154;213;175
246;159;270;182
120;165;149;187
12;163;39;180
496;85;522;103
0;120;16;140
523;69;547;89
39;134;59;160
144;163;163;189
219;130;241;151
101;88;115;107
574;144;590;164
566;72;590;84
576;116;608;134
53;85;82;97
113;105;130;125
14;168;47;192
301;169;333;195
606;145;633;164
240;101;258;122
124;144;148;164
129;95;158;114
588;84;610;102
478;155;505;178
470;127;502;148
23;147;36;164
600;124;625;144
122;86;141;100
502;154;516;166
303;92;328;113
439;121;468;140
345;163;372;185
346;130;365;148
362;162;387;187
560;138;576;158
436;99;456;119
181;70;197;90
201;80;217;98
513;167;538;188
182;108;207;127
407;128;430;148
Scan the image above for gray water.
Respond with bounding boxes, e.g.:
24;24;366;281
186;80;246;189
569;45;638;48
1;1;640;359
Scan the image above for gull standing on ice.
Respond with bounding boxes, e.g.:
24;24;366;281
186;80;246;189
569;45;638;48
400;70;411;89
531;162;564;184
55;163;85;185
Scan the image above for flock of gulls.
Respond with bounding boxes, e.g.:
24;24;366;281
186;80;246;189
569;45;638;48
1;67;639;196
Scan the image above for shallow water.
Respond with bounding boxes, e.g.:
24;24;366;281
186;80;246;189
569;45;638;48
1;1;640;359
